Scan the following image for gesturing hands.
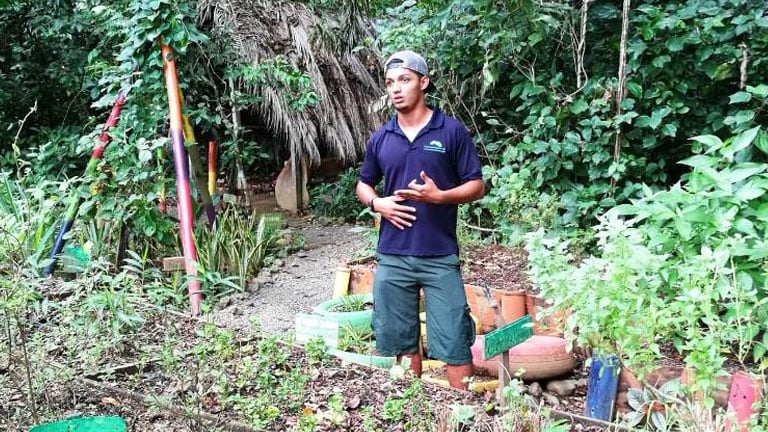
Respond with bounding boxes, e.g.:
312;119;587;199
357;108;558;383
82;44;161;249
374;195;416;230
374;171;444;230
394;171;444;204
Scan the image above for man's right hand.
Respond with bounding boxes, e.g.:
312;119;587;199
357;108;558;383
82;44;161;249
375;195;417;230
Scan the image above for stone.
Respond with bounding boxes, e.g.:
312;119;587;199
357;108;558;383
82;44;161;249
546;379;577;396
542;392;561;408
528;381;543;397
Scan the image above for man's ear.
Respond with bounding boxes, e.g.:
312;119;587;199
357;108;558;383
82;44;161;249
421;76;430;92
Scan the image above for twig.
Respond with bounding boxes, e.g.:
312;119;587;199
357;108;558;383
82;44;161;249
611;0;631;191
739;42;749;90
460;219;500;234
576;0;590;89
11;102;38;180
15;312;38;423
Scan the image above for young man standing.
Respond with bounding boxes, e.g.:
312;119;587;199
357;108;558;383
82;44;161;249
356;50;485;389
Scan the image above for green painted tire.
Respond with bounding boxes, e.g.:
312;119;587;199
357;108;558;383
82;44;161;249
312;294;373;332
331;348;396;369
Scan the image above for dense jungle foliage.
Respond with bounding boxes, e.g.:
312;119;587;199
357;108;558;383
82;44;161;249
3;1;767;240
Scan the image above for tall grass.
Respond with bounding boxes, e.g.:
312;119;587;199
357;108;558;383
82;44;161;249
195;205;285;290
0;174;59;276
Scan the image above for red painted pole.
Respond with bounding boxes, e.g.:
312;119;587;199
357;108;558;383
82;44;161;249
44;91;126;276
159;41;202;315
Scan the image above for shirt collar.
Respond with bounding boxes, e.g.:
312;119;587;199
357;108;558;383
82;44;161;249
385;106;445;134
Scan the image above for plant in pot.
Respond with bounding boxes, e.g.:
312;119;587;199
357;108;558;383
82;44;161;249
331;323;395;369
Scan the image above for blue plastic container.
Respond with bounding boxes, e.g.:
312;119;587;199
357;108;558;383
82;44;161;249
584;353;620;421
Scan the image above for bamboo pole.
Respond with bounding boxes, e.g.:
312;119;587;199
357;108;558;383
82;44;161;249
43;91;126;276
178;88;216;226
208;141;217;196
159;41;202;316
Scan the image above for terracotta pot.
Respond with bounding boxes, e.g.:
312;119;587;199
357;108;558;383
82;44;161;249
525;293;568;336
465;284;496;334
348;264;376;295
492;289;526;324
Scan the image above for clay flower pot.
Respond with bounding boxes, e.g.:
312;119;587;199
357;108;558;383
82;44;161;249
465;284;496;333
492;289;527;324
346;257;377;295
525;293;569;336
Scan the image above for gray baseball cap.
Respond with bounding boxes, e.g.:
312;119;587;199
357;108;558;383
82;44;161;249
384;50;436;92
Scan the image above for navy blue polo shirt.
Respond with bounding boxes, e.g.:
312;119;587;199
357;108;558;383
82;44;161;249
359;108;482;256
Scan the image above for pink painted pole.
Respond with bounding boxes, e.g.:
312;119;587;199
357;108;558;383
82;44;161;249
160;40;202;315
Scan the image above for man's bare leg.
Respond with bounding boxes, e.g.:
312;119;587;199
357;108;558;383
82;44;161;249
446;363;473;390
397;353;422;377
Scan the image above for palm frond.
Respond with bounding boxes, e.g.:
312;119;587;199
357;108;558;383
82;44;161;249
198;0;384;166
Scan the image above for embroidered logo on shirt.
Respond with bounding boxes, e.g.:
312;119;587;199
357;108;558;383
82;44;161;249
423;140;446;153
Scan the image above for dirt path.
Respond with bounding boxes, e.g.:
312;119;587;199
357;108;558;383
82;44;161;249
210;217;371;336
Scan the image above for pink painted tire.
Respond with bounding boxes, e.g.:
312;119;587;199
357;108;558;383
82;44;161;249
471;334;574;381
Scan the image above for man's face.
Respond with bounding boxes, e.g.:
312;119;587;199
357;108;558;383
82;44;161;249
384;67;428;112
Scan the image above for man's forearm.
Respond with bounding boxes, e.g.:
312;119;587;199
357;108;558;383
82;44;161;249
438;179;485;205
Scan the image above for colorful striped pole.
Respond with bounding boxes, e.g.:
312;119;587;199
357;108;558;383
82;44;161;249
43;91;126;276
178;88;216;226
208;141;217;196
160;41;202;315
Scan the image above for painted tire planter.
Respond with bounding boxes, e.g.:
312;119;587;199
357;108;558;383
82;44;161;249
312;293;373;332
471;334;574;381
330;348;396;369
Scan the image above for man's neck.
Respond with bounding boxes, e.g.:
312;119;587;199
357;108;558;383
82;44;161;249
397;104;432;128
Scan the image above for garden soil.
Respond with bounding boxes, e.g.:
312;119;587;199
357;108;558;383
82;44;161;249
208;216;603;431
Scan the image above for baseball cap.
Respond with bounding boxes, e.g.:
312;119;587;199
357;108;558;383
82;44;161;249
384;50;436;92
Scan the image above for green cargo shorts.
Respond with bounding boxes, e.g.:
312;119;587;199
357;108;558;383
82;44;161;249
371;253;475;365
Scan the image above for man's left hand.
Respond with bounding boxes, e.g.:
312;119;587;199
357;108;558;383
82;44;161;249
394;170;444;204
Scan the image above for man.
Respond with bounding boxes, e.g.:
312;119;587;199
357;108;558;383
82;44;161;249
356;50;485;390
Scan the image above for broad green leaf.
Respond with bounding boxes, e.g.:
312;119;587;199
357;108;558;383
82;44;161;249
661;123;677;137
753;130;768;155
635;115;651;128
735;183;766;201
570;99;589;115
753;201;768;220
626;82;642;98
722;126;761;160
729;164;766;183
679;155;719;171
729;91;752;104
689;135;723;153
734;218;757;237
683;207;713;224
747;84;768;98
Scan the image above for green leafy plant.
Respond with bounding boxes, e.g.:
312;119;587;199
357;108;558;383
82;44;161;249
309;166;366;221
624;381;680;431
526;126;768;404
381;380;433;429
336;323;374;354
